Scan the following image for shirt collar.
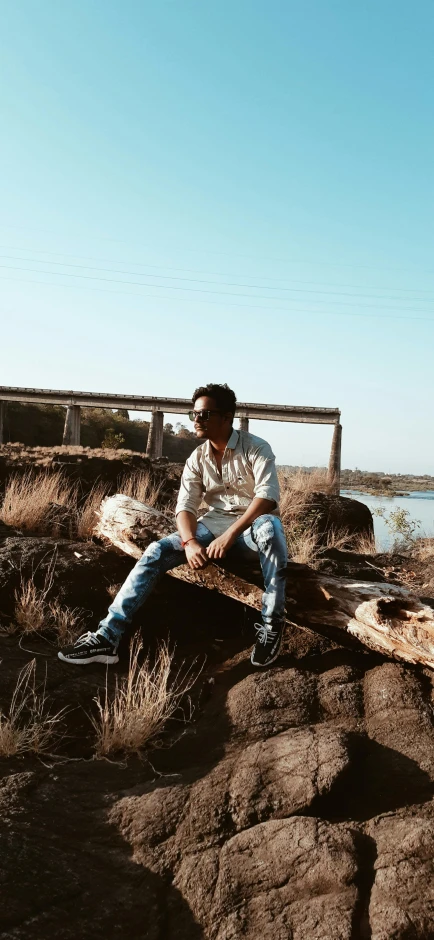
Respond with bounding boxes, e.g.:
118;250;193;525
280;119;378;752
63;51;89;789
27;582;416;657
204;427;239;457
227;428;239;449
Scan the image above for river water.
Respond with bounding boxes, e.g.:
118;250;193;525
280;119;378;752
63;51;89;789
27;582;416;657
340;490;434;550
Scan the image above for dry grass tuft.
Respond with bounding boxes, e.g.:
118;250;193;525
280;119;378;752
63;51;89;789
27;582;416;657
76;481;110;538
47;601;85;644
92;635;201;757
351;532;378;555
13;579;47;634
0;471;76;534
4;563;85;643
279;469;378;564
278;468;331;528
107;583;121;599
0;660;66;757
278;469;328;566
286;527;320;566
119;470;164;508
412;537;434;561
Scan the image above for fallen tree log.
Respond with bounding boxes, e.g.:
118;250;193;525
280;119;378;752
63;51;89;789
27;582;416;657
95;495;434;670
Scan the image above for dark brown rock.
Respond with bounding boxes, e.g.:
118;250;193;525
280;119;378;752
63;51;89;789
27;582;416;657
368;809;434;939
111;727;350;870
318;664;364;727
225;667;317;739
298;491;374;544
364;663;434;781
210;817;358;940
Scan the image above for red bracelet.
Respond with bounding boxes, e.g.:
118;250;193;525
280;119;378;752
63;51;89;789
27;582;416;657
181;537;196;548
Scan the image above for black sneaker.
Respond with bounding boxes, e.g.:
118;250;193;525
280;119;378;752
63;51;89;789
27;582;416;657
58;632;119;665
250;622;284;668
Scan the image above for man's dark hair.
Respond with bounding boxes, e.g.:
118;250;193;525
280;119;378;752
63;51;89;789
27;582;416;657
192;383;237;417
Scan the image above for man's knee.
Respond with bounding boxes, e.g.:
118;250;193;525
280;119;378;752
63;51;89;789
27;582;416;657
251;514;281;552
140;532;181;564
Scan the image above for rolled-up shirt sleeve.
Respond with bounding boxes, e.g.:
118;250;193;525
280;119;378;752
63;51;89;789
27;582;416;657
250;442;280;505
175;454;204;519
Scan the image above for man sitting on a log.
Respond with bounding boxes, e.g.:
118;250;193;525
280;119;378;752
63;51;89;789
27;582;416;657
58;383;288;668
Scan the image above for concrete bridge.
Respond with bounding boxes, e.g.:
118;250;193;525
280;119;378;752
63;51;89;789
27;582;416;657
0;386;342;491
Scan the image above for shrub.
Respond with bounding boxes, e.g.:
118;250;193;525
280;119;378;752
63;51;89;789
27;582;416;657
373;507;421;550
101;430;126;450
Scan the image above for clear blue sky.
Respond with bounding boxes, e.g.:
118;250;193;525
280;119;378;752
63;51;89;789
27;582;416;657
1;1;434;473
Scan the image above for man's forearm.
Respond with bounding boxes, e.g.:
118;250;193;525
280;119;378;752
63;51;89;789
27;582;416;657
226;497;276;539
176;510;198;542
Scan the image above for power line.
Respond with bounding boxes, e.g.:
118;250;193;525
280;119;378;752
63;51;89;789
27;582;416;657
1;253;434;306
1;242;434;296
2;262;434;313
2;271;434;323
1;225;433;275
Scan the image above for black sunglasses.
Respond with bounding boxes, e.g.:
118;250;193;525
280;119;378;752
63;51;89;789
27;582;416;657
188;409;223;422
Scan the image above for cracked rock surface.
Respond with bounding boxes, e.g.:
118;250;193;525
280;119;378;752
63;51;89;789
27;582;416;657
1;541;434;938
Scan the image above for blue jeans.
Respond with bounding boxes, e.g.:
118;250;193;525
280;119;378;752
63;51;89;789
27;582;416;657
97;514;288;643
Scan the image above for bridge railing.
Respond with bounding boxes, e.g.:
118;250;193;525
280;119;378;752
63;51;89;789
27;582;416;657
0;387;342;491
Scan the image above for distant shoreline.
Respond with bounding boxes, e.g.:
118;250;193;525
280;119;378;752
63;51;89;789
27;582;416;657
278;466;434;497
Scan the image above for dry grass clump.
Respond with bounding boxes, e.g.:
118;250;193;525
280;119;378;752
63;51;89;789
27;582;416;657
412;537;434;561
286;524;378;566
119;470;164;508
92;635;201;757
76;481;110;538
351;531;378;555
13;579;47;634
47;600;84;644
278;468;331;528
0;660;65;757
0;470;76;534
279;469;378;564
286;527;320;566
278;469;327;565
3;568;84;644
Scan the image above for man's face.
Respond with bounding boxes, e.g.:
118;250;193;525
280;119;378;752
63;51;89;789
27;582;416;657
191;396;232;439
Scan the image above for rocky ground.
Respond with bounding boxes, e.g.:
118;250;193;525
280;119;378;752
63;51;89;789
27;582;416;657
1;524;434;938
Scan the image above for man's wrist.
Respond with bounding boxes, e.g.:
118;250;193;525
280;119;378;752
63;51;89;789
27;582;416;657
181;537;197;548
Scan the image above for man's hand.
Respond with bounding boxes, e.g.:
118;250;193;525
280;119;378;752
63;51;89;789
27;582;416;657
185;539;210;570
206;530;237;560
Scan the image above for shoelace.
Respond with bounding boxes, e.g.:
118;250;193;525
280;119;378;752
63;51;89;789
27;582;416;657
75;631;100;647
254;623;278;645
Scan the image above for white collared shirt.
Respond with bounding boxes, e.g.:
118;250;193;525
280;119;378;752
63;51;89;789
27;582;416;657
175;428;280;536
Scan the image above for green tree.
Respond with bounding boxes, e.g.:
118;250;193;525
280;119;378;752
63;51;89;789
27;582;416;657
175;423;196;439
101;429;126;450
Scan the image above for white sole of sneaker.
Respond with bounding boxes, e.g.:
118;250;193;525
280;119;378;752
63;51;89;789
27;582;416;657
57;652;119;665
250;645;282;668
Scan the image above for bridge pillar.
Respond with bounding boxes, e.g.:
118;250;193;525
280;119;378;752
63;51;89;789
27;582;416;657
238;416;249;432
146;410;164;459
0;401;5;445
327;423;342;495
62;405;81;445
